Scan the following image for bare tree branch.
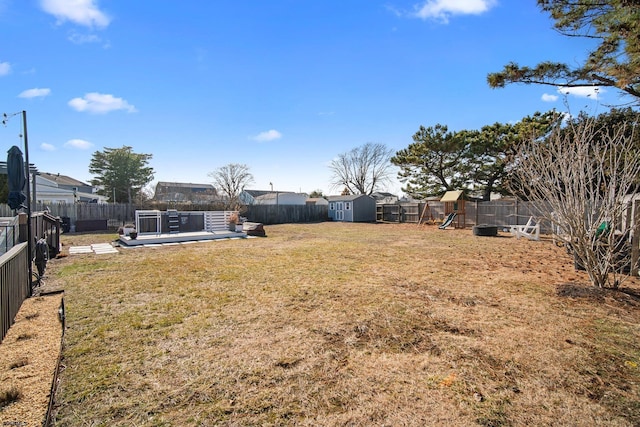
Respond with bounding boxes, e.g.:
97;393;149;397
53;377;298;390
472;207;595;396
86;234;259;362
509;115;640;288
329;143;394;195
208;163;254;210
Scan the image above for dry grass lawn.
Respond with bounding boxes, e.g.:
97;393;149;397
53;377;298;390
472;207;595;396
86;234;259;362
39;223;640;425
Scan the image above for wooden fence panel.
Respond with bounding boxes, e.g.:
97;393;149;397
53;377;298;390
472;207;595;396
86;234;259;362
244;205;328;225
0;200;555;230
0;242;29;343
475;200;552;233
375;200;553;231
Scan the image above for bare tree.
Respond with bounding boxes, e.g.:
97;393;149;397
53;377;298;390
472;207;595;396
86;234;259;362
208;163;254;210
329;143;394;195
509;116;640;288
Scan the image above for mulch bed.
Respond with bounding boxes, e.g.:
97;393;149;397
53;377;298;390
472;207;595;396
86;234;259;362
0;291;64;426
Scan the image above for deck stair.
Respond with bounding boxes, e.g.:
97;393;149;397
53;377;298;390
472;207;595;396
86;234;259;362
167;209;180;233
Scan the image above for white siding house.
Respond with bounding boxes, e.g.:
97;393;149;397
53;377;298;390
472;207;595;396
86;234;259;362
240;190;308;205
306;197;329;206
371;192;398;204
154;182;218;203
35;175;106;204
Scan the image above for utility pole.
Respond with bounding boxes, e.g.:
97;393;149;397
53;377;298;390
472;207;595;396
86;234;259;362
22;111;33;295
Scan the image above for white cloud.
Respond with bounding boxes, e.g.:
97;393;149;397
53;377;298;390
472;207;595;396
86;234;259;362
541;93;558;102
413;0;496;23
252;129;282;142
558;86;604;100
40;0;111;28
41;143;56;151
19;88;51;99
64;139;93;149
68;92;137;114
0;61;10;76
68;31;101;44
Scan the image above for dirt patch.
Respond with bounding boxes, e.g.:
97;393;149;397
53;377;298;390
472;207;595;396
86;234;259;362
557;282;607;301
557;282;640;307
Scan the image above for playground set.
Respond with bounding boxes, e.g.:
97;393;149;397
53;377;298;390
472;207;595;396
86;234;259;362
418;190;466;229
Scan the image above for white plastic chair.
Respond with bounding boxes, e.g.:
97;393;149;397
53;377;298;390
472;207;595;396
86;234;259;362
510;216;540;241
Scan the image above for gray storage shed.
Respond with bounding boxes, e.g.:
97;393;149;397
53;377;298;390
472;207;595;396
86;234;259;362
327;194;376;222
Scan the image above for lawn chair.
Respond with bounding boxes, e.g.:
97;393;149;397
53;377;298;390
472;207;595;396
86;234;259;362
510;216;540;241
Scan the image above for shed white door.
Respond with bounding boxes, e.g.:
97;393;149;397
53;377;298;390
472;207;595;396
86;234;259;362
336;202;344;221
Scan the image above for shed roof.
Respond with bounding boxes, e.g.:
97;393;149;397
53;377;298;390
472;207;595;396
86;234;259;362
440;190;464;202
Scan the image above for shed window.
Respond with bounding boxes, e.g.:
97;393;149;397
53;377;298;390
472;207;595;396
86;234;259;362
345;202;351;210
329;202;335;210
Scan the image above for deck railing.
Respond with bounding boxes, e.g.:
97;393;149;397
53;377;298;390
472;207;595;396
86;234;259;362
0;216;20;256
0;242;29;343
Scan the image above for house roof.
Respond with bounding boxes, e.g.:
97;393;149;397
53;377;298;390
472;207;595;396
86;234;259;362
255;192;307;201
39;172;88;187
243;190;295;197
328;194;372;201
156;181;215;190
440;190;464;202
371;192;396;197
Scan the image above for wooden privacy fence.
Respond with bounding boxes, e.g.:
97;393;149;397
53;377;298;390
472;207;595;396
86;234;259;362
0;202;329;227
0;242;29;343
244;204;328;224
377;199;552;233
0;200;547;229
0;200;542;229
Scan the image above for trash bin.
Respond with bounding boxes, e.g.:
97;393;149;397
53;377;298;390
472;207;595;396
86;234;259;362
60;216;71;233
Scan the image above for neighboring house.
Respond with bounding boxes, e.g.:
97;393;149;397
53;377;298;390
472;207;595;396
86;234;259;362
327;194;376;222
39;173;93;194
238;190;270;205
371;192;398;204
240;190;308;205
36;174;106;203
154;182;218;203
306;197;329;206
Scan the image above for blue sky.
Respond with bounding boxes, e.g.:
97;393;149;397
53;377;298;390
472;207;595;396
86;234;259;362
0;0;608;196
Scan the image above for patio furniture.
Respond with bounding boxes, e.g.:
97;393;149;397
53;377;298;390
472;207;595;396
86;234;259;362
510;216;540;241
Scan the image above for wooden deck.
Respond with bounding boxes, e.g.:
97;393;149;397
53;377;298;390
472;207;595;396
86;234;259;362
118;230;246;247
